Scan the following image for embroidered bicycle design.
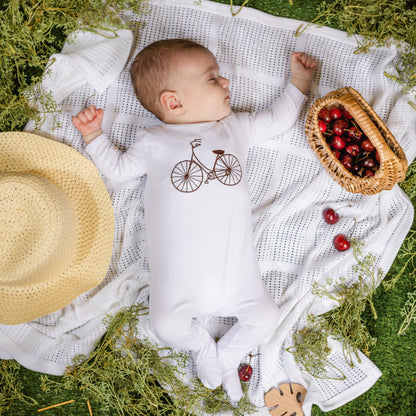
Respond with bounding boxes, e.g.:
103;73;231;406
171;139;242;193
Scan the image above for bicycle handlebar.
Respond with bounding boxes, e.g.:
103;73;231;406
190;139;201;148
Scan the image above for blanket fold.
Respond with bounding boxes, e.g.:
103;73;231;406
41;29;133;104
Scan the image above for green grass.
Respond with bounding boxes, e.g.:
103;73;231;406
1;1;416;415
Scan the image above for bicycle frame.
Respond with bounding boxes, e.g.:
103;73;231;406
188;148;221;183
171;139;242;193
188;141;222;182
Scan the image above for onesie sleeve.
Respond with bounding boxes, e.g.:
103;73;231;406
85;132;147;183
243;82;307;147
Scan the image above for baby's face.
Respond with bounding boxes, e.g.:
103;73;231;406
173;49;231;123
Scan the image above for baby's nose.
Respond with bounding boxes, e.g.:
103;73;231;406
220;76;230;88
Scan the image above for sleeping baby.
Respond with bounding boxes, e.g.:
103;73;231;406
72;39;317;401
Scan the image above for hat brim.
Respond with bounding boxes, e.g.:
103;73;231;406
0;132;114;325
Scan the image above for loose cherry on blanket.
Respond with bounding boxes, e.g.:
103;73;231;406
238;353;260;382
333;218;356;251
238;363;253;381
322;203;356;252
322;208;339;224
322;204;352;224
333;234;350;251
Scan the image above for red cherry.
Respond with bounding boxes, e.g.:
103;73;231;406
364;169;375;177
362;157;376;169
318;119;327;133
333;149;341;159
323;208;339;224
345;144;360;156
331;135;346;150
334;234;350;251
375;150;380;162
330;107;342;120
319;108;332;123
343;108;353;119
238;364;253;381
352;164;362;176
347;126;363;140
360;139;375;152
333;119;348;136
340;154;353;170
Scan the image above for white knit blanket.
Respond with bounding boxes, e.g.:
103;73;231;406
2;1;416;414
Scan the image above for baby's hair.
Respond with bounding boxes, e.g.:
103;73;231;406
130;39;208;119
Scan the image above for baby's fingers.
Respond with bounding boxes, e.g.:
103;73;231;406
303;54;318;69
75;105;97;123
296;52;317;68
291;52;315;68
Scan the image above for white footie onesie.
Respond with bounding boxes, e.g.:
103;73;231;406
86;82;306;400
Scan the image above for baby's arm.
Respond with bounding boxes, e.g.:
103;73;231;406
72;105;147;183
72;105;104;145
289;52;318;95
241;52;318;146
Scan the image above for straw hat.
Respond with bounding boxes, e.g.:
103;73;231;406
0;132;114;325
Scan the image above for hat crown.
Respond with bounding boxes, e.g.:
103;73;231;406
0;173;77;287
0;132;114;325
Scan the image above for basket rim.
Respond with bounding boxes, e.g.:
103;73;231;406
305;87;408;194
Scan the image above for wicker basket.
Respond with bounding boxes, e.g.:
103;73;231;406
305;87;408;195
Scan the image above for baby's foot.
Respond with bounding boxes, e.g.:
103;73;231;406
193;342;221;389
195;356;222;389
218;354;243;401
221;367;243;402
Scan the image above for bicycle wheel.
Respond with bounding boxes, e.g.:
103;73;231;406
215;154;242;186
171;160;203;192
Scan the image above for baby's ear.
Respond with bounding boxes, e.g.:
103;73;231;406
160;90;185;115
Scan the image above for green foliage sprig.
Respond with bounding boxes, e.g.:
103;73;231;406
399;160;416;201
40;303;256;416
0;360;38;413
287;318;346;380
288;241;382;378
295;0;416;107
383;229;416;291
398;289;416;335
0;0;149;132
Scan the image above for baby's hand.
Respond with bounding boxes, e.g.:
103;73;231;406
289;52;318;95
72;105;104;144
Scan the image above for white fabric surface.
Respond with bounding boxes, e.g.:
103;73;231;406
85;83;305;400
1;0;416;414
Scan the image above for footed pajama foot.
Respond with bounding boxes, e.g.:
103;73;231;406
194;355;222;389
221;368;243;402
193;341;222;389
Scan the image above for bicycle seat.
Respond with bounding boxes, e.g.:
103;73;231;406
212;150;224;155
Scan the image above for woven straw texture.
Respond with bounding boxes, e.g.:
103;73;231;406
0;1;416;414
0;132;114;325
306;87;408;195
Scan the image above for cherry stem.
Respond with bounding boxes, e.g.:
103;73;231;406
333;204;352;213
349;217;357;239
247;353;260;366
